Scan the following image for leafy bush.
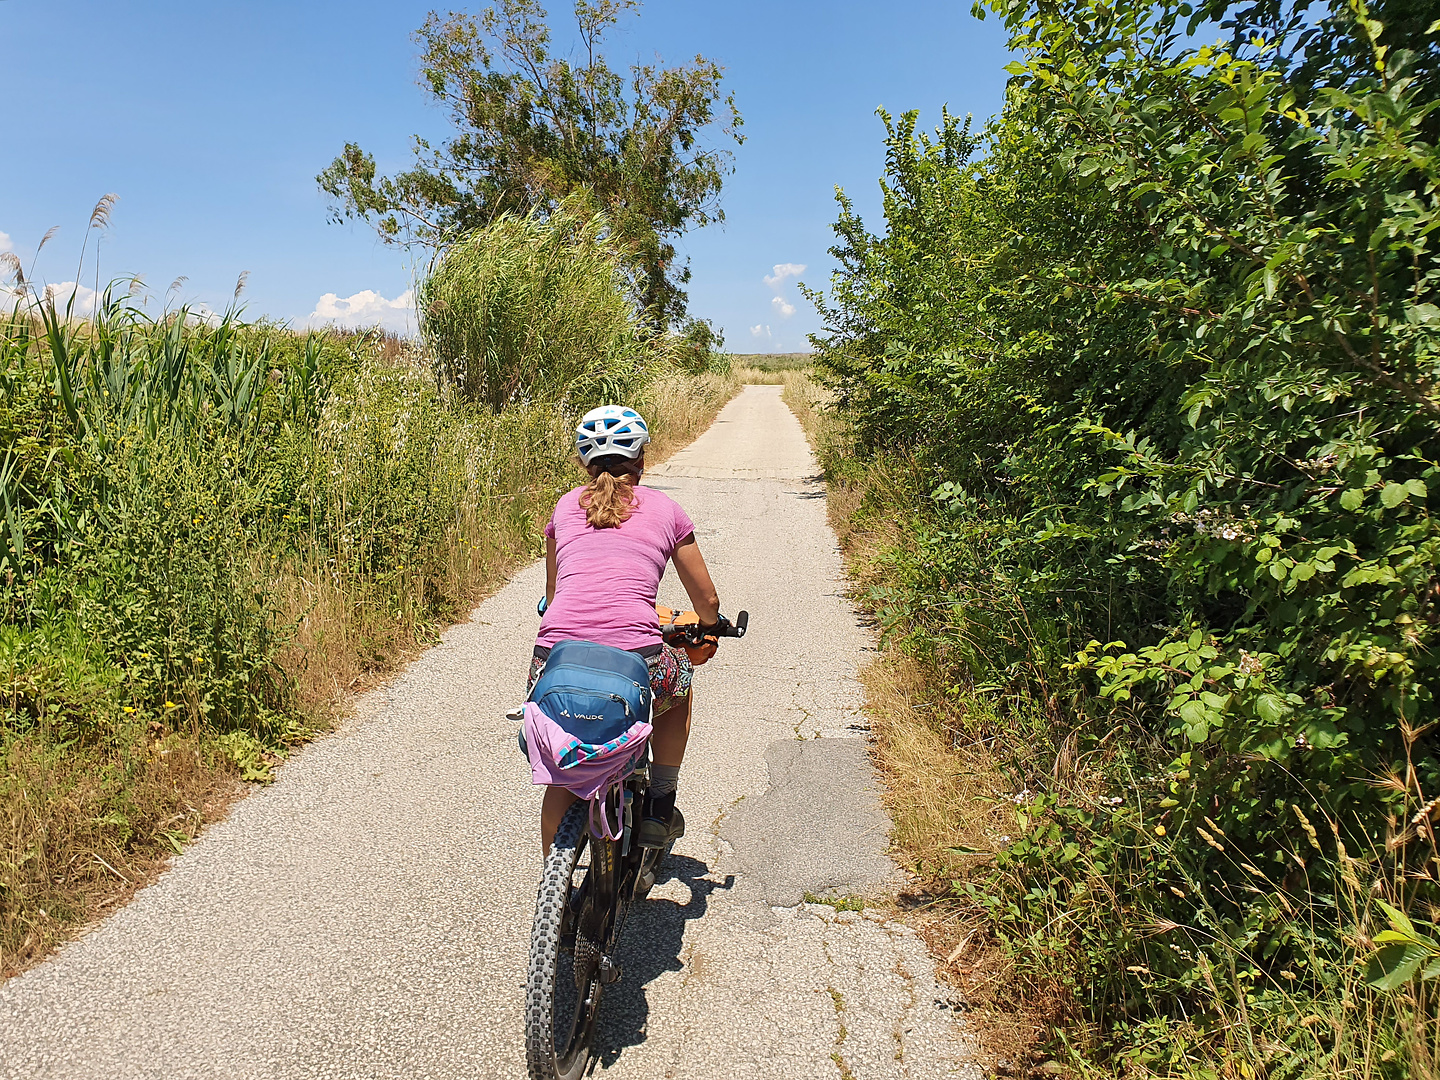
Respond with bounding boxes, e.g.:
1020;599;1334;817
419;201;662;408
811;0;1440;1070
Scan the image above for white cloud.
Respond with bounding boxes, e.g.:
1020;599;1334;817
763;263;806;289
749;324;772;339
306;288;416;334
771;295;796;319
0;232;13;254
7;280;101;316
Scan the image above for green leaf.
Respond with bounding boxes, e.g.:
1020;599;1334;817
1340;488;1365;510
1256;694;1289;724
1303;720;1346;750
1376;899;1418;938
1178;698;1208;726
1367;942;1431;991
1381;482;1410;508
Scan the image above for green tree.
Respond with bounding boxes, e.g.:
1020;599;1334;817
317;0;743;332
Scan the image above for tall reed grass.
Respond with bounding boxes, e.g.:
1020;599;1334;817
0;275;740;976
420;201;667;409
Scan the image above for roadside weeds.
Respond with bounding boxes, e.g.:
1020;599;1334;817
779;370;1067;1075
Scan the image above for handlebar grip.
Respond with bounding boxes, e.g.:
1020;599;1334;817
706;611;748;638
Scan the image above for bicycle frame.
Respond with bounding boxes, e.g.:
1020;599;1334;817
571;767;669;991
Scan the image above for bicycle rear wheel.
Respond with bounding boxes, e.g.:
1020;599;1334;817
526;802;602;1080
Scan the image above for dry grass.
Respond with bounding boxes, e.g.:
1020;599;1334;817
860;650;1066;1072
862;655;1008;875
0;732;240;977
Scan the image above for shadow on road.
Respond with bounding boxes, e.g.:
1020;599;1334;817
594;854;734;1067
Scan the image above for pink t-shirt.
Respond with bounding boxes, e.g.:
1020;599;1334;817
537;485;696;651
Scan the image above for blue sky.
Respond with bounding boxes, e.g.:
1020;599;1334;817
0;1;1011;352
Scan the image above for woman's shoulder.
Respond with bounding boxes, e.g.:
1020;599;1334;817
549;486;586;521
634;484;683;511
635;484;694;532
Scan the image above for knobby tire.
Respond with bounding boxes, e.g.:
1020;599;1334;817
526;802;600;1080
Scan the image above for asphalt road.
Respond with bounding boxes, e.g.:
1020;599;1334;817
0;385;977;1079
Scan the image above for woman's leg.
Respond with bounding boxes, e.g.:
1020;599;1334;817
649;690;692;767
541;785;579;856
638;691;691;844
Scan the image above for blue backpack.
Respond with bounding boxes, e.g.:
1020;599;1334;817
528;639;652;745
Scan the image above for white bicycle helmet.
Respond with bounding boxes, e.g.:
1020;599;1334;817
575;405;651;465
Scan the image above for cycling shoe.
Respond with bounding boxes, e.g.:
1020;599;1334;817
636;805;684;849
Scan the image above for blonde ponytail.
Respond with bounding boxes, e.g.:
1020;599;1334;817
580;467;639;528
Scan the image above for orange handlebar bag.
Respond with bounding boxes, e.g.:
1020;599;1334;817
655;605;718;666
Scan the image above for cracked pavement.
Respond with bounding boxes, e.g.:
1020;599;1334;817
0;385;978;1079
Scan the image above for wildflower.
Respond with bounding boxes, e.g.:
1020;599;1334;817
164;700;179;710
122;706;136;714
1154;825;1167;837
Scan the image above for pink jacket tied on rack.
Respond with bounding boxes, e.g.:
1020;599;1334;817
522;701;652;840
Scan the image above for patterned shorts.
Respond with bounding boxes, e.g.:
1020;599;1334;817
527;643;694;716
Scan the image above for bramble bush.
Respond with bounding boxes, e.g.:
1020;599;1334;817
810;0;1440;1070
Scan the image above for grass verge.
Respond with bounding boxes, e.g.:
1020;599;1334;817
780;371;1058;1068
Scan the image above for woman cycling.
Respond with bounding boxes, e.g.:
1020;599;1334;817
531;405;720;853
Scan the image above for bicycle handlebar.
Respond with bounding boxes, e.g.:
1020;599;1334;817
536;595;749;641
662;610;748;645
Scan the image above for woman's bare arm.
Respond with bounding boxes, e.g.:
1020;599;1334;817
672;535;720;625
544;536;558;605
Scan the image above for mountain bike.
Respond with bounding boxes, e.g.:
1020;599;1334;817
523;609;748;1080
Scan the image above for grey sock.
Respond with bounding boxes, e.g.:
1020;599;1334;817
649;764;681;797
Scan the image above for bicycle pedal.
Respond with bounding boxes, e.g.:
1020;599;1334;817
598;955;623;984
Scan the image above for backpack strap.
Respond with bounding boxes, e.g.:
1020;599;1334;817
589;786;624;841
